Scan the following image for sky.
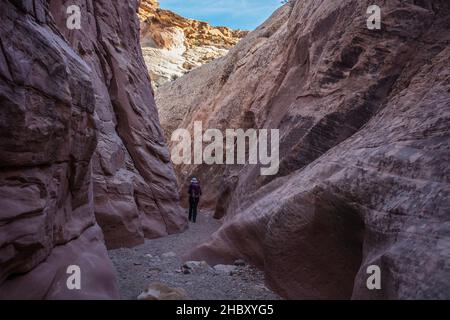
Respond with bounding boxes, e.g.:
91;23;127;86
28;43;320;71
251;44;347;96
159;0;283;30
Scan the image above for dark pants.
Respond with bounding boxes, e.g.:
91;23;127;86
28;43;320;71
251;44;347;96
189;197;200;222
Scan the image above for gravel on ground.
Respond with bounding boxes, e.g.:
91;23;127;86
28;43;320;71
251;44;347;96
108;212;281;300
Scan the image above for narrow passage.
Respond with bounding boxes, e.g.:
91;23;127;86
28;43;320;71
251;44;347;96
109;212;281;300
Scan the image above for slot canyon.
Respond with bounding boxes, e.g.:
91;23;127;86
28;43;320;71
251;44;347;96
0;0;449;300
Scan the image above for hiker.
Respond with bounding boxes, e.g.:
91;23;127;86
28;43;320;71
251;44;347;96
188;177;202;223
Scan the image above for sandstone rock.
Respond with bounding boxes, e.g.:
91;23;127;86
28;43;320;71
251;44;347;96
0;0;118;299
139;0;247;50
138;282;187;300
157;0;450;299
0;0;187;299
183;261;208;269
155;4;297;207
138;0;248;88
213;265;237;275
162;252;177;258
182;268;191;275
49;0;187;249
234;260;247;267
139;0;160;21
181;261;211;274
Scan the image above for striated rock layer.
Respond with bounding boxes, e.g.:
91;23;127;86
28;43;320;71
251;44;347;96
157;0;450;299
0;0;185;299
49;0;187;250
138;0;248;88
0;0;118;299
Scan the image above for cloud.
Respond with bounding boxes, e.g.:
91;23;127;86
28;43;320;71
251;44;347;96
159;0;282;29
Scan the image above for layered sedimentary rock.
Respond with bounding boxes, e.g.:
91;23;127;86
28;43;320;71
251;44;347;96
157;3;295;206
138;0;247;88
157;0;450;299
49;0;187;249
0;0;118;299
0;0;186;299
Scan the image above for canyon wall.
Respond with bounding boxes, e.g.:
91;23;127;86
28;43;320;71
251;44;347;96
49;0;187;249
0;0;118;299
156;0;450;299
138;0;248;89
0;0;185;299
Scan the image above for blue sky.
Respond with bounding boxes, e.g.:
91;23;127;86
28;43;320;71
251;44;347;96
159;0;283;30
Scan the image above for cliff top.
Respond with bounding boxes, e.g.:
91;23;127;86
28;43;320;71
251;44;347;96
138;0;248;49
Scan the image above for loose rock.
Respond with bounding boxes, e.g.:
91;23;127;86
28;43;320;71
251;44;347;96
138;282;187;300
234;260;247;267
213;265;237;275
162;252;177;258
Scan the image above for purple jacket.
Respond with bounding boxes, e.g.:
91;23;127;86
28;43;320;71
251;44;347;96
188;182;202;198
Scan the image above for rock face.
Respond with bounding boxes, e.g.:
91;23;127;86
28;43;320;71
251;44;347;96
156;0;450;299
0;0;118;299
0;0;185;299
49;0;187;249
138;0;248;88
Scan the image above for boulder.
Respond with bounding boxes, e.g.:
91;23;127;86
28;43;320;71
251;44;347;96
162;252;177;258
138;282;187;300
213;265;237;275
234;260;247;267
181;261;211;274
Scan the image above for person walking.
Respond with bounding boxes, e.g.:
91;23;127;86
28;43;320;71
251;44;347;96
188;177;202;223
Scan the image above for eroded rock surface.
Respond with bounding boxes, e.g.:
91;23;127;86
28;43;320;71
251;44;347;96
0;0;185;299
50;0;187;249
0;0;118;299
156;0;450;299
138;0;248;88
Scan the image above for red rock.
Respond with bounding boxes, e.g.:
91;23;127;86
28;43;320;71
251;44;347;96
0;0;186;299
158;1;450;299
49;0;187;249
138;0;248;88
0;0;118;299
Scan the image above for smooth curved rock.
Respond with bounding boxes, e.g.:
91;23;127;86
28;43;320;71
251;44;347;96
49;0;187;249
0;0;187;299
158;0;450;299
0;0;118;299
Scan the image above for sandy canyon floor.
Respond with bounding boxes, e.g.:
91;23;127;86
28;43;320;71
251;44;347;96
109;212;280;300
